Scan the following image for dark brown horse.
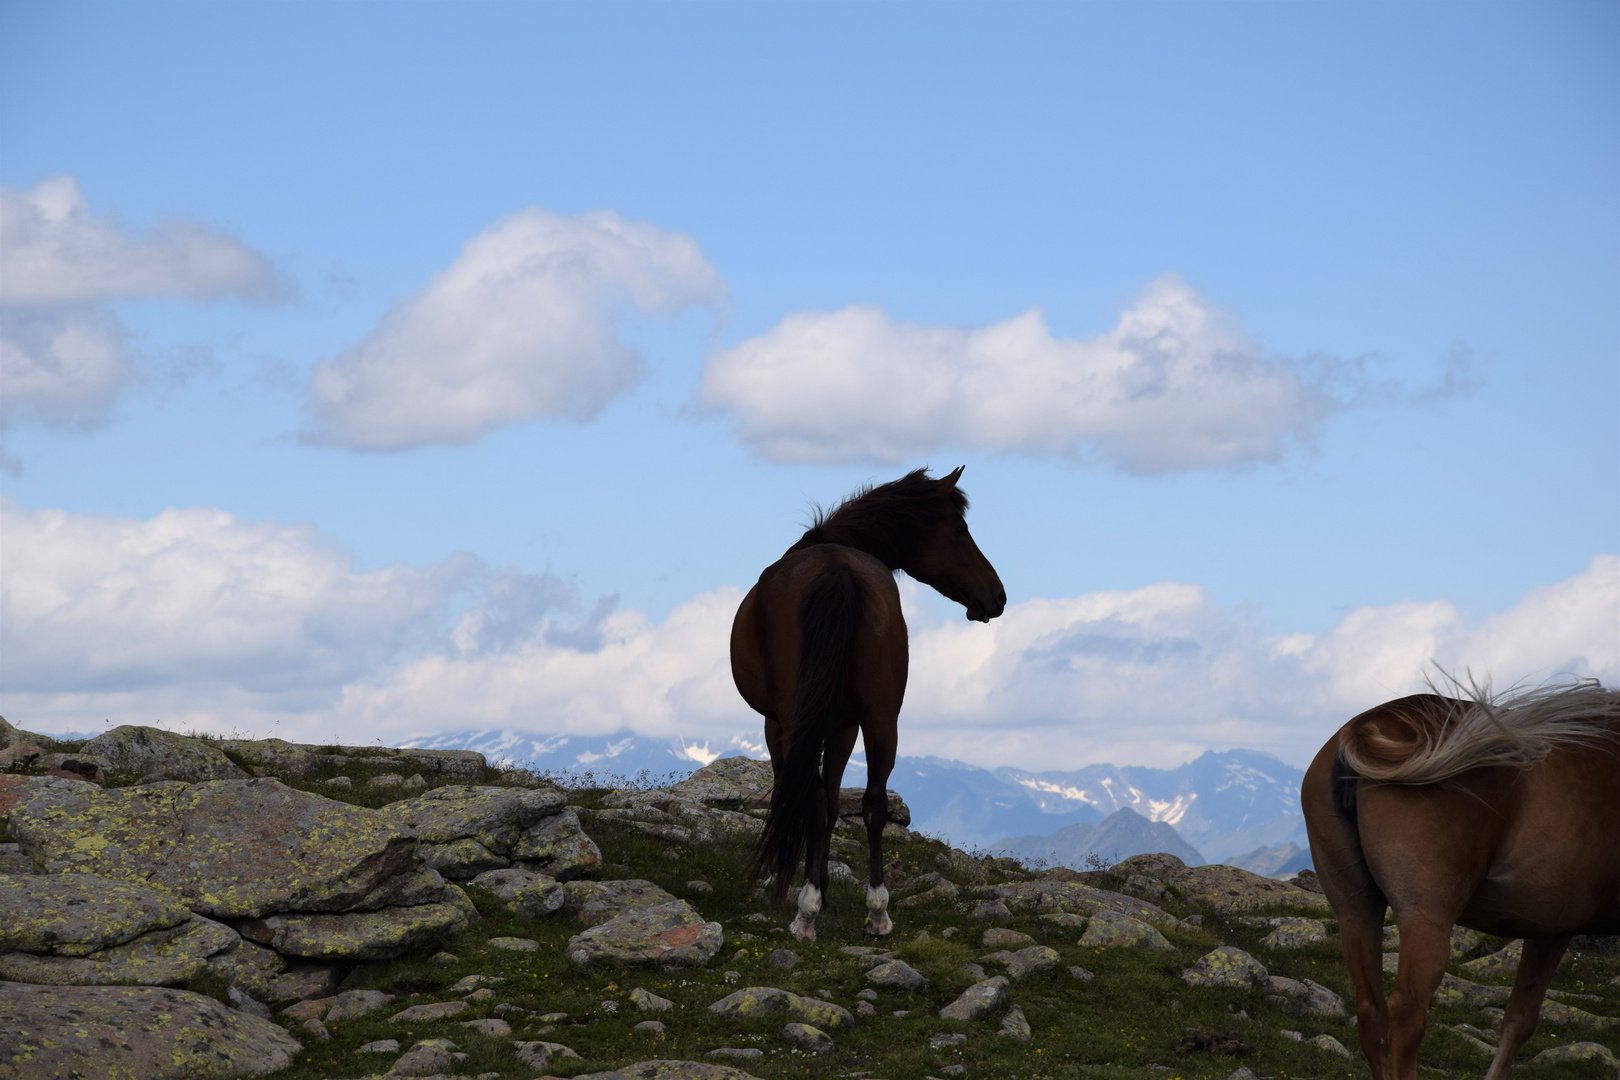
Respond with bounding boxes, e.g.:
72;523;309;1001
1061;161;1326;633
1303;679;1620;1080
730;466;1005;942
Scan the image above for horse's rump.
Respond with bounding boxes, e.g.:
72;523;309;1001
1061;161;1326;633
752;559;865;895
1340;680;1620;785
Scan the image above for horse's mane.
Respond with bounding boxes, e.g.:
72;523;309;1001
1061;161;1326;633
786;468;968;570
1341;673;1620;784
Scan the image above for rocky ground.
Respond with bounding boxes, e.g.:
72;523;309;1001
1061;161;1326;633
1;716;1617;1080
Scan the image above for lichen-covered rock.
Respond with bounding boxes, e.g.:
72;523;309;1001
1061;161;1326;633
1006;945;1062;980
0;843;35;875
835;787;912;827
0;982;300;1078
420;838;509;879
1307;1034;1352;1058
510;806;603;880
266;965;341;1005
1459;939;1522;981
782;1021;833;1052
866;959;929;990
391;1037;467;1075
1167;863;1331;915
668;756;775;808
514;1040;583;1069
382;785;566;852
983;928;1035;948
1426;973;1510;1008
896;879;959;907
237;887;477;960
81;725;249;783
324;989;395;1023
1182;946;1270;990
1532;1042;1620;1069
1263;918;1329;950
571;1061;764;1080
1265;976;1347;1016
206;939;284;1001
214;738;324;780
390;1000;470;1022
939;976;1010;1021
0;717;54;751
0;872;193;956
563;878;680;925
631;987;675;1011
708;986;855;1029
1078;909;1174;951
567;901;723;967
0;914;239;986
10;779;419;918
1538;999;1620;1030
1000;1003;1032;1040
470;866;565;917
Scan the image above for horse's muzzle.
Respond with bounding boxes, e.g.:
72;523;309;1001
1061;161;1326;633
966;588;1007;623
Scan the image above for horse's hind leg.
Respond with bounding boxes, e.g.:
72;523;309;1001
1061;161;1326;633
861;723;897;937
1484;935;1570;1080
1389;918;1453;1080
789;781;829;943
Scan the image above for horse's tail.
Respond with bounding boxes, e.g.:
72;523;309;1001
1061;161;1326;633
1341;677;1620;786
753;563;864;897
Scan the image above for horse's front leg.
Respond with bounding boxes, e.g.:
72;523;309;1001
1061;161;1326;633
1484;935;1570;1080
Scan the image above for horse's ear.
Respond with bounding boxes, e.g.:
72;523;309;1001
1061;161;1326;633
941;465;965;488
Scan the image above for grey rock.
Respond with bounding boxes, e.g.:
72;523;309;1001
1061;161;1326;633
359;1038;401;1052
391;1000;470;1022
1307;1034;1352;1058
708;986;854;1029
214;739;324;780
1263;918;1329;950
461;1017;512;1035
566;901;723;967
421;837;509;879
0;982;299;1078
0;872;193;955
0;843;36;875
1078;909;1175;951
82;726;249;783
1006;945;1062;980
939;976;1010;1021
856;1000;876;1017
768;947;799;969
783;1021;833;1051
470;866;565;917
631;986;675;1011
1531;1042;1620;1070
488;935;540;951
563;878;680;925
266;965;340;1005
513;1040;582;1070
866;958;930;990
510;805;603;880
392;1037;467;1075
1069;965;1095;981
974;900;1013;920
1181;946;1269;990
0;913;240;987
1000;1003;1032;1040
324;988;395;1022
706;1047;766;1060
1266;976;1347;1016
207;939;284;1001
300;1017;330;1040
227;985;272;1019
237;887;478;960
930;1032;967;1050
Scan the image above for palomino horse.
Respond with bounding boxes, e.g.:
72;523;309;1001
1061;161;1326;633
1303;679;1620;1080
729;467;1005;942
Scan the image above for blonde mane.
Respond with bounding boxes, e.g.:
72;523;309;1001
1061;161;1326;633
1341;674;1620;784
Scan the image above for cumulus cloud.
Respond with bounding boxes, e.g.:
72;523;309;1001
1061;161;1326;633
0;177;287;433
0;176;286;306
0;309;132;427
304;208;726;450
3;499;1612;769
701;274;1333;472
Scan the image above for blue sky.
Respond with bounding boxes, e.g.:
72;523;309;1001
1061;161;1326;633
2;2;1615;770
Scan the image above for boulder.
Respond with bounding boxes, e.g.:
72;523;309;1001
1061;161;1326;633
567;901;723;967
10;779;419;918
835;787;912;827
510;806;604;880
668;756;775;807
1265;976;1347;1016
266;965;341;1005
237;888;477;960
206;939;284;1001
1263;918;1329;949
0;774;99;834
1006;945;1062;980
470;867;565;917
866;959;929;990
513;1040;583;1069
391;1037;467;1075
707;986;854;1029
631;986;675;1011
81;725;248;783
391;1000;470;1022
0;982;299;1078
1532;1042;1620;1069
563;878;680;925
421;837;509;879
1000;1003;1032;1040
1181;947;1270;990
0;914;240;987
0;717;54;751
1078;909;1174;951
983;928;1035;948
972;878;1175;926
0;843;35;875
782;1021;834;1052
382;785;565;850
214;738;324;780
1459;940;1522;981
939;976;1010;1021
323;989;395;1023
1538;999;1620;1030
1307;1034;1352;1058
0;872;193;955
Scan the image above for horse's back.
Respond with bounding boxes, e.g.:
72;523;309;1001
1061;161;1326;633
730;544;907;725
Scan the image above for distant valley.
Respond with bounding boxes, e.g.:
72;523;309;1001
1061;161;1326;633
412;729;1313;874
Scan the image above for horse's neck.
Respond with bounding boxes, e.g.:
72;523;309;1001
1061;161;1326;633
785;525;904;570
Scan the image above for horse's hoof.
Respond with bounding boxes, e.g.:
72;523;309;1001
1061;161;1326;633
790;918;817;943
864;913;893;937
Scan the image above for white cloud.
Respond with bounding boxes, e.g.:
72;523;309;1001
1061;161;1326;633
304;208;726;450
3;498;1612;771
701;273;1333;472
0;309;132;427
0;177;285;306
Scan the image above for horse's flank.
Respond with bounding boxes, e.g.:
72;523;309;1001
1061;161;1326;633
1340;679;1620;785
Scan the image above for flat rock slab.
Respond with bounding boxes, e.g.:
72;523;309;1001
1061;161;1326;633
1182;946;1270;990
0;776;93;834
391;1000;470;1022
1459;940;1522;980
82;726;250;784
573;1062;766;1080
708;986;855;1029
973;879;1174;926
939;976;1010;1021
563;879;680;925
667;756;776;808
1167;864;1331;915
1266;976;1347;1016
238;889;477;960
0;872;193;956
983;928;1035;948
1078;910;1174;951
567;901;723;967
381;786;566;853
10;778;418;918
1532;1042;1620;1069
0;915;239;987
0;982;299;1078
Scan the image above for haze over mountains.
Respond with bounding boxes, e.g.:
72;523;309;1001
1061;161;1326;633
414;729;1312;872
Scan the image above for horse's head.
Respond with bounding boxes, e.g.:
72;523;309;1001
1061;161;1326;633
908;466;1007;623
